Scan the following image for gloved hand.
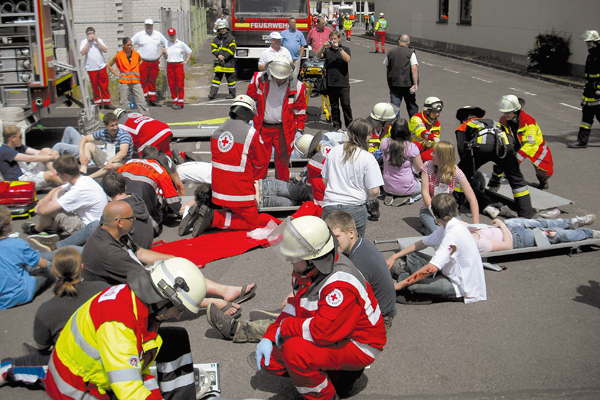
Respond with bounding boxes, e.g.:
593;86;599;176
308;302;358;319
255;338;273;371
275;326;284;348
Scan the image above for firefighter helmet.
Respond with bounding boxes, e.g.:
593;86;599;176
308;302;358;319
380;13;384;17
455;106;486;122
114;107;127;119
582;30;600;42
294;132;322;157
498;95;522;113
424;97;443;112
268;55;293;79
216;21;229;30
229;94;256;121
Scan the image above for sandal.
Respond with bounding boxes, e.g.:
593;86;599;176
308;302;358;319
220;301;241;319
232;284;257;304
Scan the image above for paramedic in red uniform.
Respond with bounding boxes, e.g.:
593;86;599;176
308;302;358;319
188;95;267;237
114;109;173;157
294;132;331;206
247;55;307;181
164;28;192;110
256;216;387;400
131;19;168;107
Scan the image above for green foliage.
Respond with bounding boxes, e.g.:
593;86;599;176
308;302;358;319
527;29;572;76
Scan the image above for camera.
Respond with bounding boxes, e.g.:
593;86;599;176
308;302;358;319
150;363;221;399
328;40;335;46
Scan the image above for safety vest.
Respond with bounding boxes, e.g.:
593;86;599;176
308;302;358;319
119;113;173;156
51;285;162;399
115;50;141;85
499;111;553;174
118;158;181;209
211;119;263;208
409;112;441;150
343;19;353;30
375;18;387;32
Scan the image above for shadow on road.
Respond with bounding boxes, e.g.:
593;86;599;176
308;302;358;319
574;280;600;310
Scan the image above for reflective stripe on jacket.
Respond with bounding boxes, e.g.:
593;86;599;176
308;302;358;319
116;51;141;85
409;112;441;149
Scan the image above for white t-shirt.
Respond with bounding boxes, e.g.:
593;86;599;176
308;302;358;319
79;38;107;71
322;145;384;206
177;161;212;184
57;176;109;225
131;30;168;61
263;75;289;124
258;46;292;67
424;218;487;304
383;52;418;66
166;39;192;63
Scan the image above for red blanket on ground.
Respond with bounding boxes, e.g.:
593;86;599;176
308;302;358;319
152;202;321;267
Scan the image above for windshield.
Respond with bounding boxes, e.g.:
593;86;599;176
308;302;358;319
234;0;309;18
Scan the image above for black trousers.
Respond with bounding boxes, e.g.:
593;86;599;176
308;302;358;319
457;142;534;218
577;104;600;144
328;86;353;130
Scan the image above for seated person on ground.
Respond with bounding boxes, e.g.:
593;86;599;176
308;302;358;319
0;247;109;388
82;201;257;316
101;171;155;249
78;112;134;179
51;126;83;157
468;214;599;252
0;206;53;310
22;155;108;241
0;125;62;189
388;193;487;304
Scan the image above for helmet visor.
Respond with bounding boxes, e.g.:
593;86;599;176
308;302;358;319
268;217;326;263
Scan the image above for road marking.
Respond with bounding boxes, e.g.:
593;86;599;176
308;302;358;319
472;77;492;83
522;91;537;96
168;117;229;126
422;62;434;66
444;69;459;74
189;99;234;106
560;103;581;110
349;79;364;84
509;87;520;91
508;87;537;96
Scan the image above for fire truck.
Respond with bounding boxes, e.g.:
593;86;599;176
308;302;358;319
231;0;313;72
0;0;99;135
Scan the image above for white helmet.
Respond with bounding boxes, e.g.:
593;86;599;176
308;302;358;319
149;257;207;314
114;107;127;119
498;95;522;113
380;13;384;17
423;97;443;112
229;94;256;121
369;102;399;129
268;56;293;80
294;132;322;157
582;30;600;42
216;21;229;30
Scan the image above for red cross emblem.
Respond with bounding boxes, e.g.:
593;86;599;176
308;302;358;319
217;131;234;153
326;288;343;307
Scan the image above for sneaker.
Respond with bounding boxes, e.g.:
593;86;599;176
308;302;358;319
27;233;59;250
249;309;282;321
534;208;561;219
567;141;587;149
172;104;183;110
206;302;239;340
27;237;52;253
178;204;200;236
384;195;394;206
8;232;20;238
192;206;214;237
571;214;597;229
498;205;517;218
592;230;600;239
392;197;410;207
21;222;38;234
483;205;500;219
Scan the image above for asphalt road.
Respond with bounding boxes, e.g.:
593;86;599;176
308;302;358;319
2;28;600;400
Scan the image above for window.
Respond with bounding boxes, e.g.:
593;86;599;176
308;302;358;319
438;0;448;23
459;0;472;25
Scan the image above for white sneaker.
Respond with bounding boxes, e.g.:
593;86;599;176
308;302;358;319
592;230;600;239
484;205;500;219
571;214;597;229
534;208;561;219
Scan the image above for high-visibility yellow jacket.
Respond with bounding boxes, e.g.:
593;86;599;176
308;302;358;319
343;19;353;30
409;112;441;150
53;284;163;399
375;18;387;32
116;51;141;85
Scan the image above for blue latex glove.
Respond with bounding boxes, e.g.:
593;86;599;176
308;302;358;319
255;338;273;371
275;326;283;348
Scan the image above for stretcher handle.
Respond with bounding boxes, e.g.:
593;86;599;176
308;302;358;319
373;239;398;245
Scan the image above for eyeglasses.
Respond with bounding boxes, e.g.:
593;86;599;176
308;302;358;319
116;216;135;221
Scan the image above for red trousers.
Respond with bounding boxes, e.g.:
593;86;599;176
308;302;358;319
140;59;160;101
260;123;291;181
263;336;374;400
88;67;111;106
375;31;386;51
167;62;185;106
415;142;434;162
45;352;110;400
345;29;351;38
211;205;259;231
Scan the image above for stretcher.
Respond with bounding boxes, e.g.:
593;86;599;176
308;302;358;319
374;233;600;270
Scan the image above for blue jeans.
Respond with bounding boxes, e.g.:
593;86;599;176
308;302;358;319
260;179;311;207
505;218;594;248
389;86;418;119
402;252;458;299
56;220;100;249
52;126;82;157
321;204;368;238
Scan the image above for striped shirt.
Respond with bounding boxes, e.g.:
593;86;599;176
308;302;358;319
92;127;134;161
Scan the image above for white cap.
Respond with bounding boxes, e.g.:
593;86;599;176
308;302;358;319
144;18;154;25
269;31;283;40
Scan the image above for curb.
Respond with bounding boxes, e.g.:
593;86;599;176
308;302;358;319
358;34;585;91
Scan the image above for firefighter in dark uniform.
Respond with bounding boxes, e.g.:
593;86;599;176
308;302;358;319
209;21;236;100
568;30;600;148
455;106;535;219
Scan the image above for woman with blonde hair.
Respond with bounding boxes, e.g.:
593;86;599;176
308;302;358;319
321;118;384;237
0;247;108;389
420;141;479;235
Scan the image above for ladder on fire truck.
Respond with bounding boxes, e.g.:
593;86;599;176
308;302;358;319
44;0;100;133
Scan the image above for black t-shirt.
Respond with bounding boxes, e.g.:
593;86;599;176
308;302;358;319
324;45;351;88
0;144;27;180
33;280;109;349
82;225;143;285
348;238;397;318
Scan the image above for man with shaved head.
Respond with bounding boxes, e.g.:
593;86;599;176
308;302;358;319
384;33;419;118
82;201;258;316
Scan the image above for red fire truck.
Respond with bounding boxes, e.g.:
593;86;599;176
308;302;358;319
231;0;312;72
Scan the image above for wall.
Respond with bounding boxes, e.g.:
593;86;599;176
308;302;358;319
372;0;599;74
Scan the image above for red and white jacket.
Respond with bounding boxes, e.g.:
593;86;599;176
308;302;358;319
306;144;332;206
246;72;307;154
211;119;266;208
264;254;387;360
119;113;173;156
